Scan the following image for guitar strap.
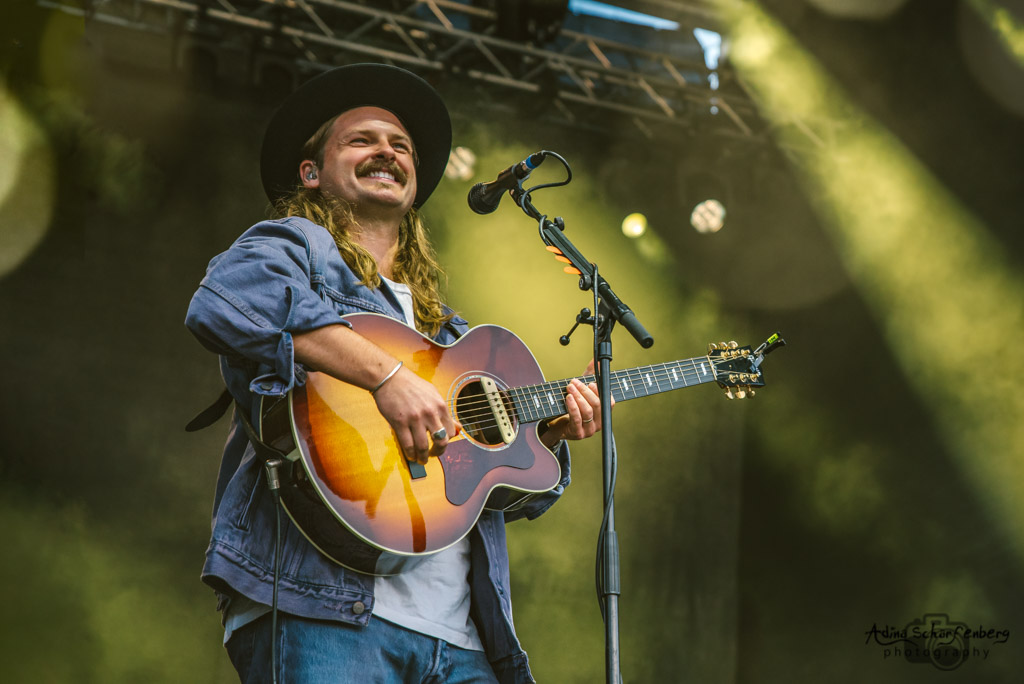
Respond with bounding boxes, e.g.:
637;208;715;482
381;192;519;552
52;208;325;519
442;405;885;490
185;388;233;432
232;398;292;466
185;389;290;468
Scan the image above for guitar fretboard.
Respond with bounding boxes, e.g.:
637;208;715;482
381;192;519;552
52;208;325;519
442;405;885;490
508;357;718;424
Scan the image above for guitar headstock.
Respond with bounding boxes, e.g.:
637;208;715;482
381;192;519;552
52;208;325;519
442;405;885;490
708;333;786;399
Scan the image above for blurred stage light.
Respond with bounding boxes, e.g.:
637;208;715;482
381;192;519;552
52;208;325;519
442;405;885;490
960;0;1024;118
691;199;726;234
0;82;55;279
680;166;731;232
719;1;1024;560
802;0;908;20
694;28;723;94
621;212;648;237
445;146;478;181
569;0;680;30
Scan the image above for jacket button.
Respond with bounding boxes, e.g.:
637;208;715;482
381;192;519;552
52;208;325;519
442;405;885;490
352;601;366;615
259;382;273;391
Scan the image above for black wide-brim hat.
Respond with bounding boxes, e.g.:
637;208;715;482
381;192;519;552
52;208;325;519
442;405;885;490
260;63;452;208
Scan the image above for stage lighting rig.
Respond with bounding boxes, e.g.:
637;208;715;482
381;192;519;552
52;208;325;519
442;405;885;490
492;0;570;44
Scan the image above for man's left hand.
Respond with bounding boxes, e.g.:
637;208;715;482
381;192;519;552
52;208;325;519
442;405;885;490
539;360;610;449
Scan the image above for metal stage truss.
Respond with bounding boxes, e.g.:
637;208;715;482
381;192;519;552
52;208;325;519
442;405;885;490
36;0;818;149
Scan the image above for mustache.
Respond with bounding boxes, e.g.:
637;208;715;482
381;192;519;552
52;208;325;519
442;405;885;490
356;159;407;185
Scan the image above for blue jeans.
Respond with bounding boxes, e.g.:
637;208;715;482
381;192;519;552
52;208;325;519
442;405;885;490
226;612;499;684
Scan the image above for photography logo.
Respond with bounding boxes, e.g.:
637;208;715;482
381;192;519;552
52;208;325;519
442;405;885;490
864;613;1010;671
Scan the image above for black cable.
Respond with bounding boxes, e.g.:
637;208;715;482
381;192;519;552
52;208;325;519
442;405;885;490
272;499;282;684
265;459;285;684
589;264;618;625
594;435;618;623
515;150;572;221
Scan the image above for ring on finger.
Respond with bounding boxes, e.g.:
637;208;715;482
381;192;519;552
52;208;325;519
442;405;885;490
431;427;447;441
582;417;594;424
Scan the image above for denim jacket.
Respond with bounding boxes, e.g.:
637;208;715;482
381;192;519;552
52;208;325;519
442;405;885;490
185;217;570;684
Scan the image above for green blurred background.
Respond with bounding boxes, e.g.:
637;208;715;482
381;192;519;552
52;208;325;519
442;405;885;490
2;0;1023;682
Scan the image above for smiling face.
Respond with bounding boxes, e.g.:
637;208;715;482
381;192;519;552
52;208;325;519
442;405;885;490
301;106;418;222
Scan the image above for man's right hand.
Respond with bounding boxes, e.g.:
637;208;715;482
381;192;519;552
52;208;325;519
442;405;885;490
371;365;459;465
293;323;458;464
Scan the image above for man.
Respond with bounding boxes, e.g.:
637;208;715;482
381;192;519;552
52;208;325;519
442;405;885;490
186;63;603;683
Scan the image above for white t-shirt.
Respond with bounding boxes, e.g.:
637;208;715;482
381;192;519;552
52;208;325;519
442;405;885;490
373;276;483;650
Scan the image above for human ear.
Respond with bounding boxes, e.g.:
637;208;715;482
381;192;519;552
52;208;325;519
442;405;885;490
299;160;319;188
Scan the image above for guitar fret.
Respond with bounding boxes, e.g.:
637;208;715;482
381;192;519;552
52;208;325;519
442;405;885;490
644;366;661;393
612;373;627;401
629;368;644;397
652;363;666;392
632;367;649;396
509;352;736;425
621;370;636;399
621;370;635;398
630;368;647;395
510;387;528;422
522;387;534;419
551;381;568;415
682;364;694;386
689;358;702;382
666;363;677;388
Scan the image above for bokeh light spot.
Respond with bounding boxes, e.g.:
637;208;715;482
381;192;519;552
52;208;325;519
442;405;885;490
803;0;909;20
621;212;648;237
0;83;55;279
691;199;726;233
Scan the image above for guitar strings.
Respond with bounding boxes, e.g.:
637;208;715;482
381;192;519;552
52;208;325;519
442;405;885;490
446;358;722;415
447;356;747;434
450;355;737;414
447;357;738;420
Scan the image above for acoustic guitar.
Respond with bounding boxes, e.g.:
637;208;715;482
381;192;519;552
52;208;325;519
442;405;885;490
258;313;784;576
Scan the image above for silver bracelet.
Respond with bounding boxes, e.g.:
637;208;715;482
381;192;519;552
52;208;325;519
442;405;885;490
370;361;403;394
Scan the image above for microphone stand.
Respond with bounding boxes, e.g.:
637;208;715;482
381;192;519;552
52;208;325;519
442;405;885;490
511;180;653;684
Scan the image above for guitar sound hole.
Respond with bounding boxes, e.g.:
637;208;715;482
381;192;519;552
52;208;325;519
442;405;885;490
454;380;515;447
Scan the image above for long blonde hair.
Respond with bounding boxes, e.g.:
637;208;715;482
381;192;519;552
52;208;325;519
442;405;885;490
269;186;454;336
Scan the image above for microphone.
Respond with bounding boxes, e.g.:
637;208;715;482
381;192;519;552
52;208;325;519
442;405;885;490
467;152;545;215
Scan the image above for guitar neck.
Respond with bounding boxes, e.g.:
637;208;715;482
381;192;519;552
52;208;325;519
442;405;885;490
509;356;719;424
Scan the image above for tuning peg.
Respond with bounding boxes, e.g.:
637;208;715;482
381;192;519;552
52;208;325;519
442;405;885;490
736;389;747;399
728;341;738;349
748;388;756;397
724;389;735;399
719;341;729;350
708;342;719;351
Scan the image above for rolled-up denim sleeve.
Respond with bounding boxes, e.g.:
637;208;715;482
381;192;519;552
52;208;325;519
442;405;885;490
185;219;349;394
